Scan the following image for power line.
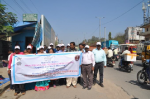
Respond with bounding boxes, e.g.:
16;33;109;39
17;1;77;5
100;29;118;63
13;0;27;13
2;0;21;16
30;0;41;15
101;0;144;26
90;0;144;36
2;0;22;21
21;0;33;13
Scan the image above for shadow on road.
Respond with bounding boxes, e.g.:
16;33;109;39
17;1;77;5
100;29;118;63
113;68;129;73
126;80;150;90
134;63;142;67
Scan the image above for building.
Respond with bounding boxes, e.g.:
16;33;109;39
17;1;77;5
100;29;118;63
0;14;56;54
140;23;150;41
139;2;150;41
125;27;145;44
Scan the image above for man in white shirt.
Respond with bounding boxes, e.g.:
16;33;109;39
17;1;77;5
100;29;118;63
113;48;118;55
120;47;131;66
107;47;113;58
81;45;95;90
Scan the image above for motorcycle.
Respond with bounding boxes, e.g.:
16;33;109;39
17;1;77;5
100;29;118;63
119;58;133;73
137;59;150;84
107;57;115;67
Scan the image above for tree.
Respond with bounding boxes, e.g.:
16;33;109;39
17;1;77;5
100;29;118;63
0;3;17;37
108;32;112;40
81;36;100;46
113;33;125;44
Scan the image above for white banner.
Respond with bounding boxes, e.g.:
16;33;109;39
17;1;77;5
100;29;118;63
11;52;82;84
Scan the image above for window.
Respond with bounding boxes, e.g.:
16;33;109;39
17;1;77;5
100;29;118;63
147;28;148;31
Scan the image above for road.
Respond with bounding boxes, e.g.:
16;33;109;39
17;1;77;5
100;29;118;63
0;59;150;99
104;59;150;99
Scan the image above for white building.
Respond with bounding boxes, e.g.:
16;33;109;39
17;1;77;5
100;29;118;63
125;27;145;43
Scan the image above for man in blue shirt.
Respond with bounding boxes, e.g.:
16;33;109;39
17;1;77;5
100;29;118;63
79;43;85;52
50;43;57;53
92;42;107;87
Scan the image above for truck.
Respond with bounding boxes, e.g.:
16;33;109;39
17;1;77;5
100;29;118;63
136;42;144;60
141;41;150;63
101;40;119;49
119;44;137;54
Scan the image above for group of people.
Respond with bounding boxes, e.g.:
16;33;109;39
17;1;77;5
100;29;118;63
3;41;108;96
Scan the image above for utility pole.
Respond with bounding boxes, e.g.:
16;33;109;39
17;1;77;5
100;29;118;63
104;27;106;47
96;17;105;41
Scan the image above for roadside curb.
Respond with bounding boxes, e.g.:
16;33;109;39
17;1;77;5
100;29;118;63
0;82;10;96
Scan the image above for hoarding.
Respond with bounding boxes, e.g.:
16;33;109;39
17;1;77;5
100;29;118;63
23;14;38;22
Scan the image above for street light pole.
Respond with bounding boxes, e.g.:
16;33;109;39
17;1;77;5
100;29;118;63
104;27;106;47
96;17;105;41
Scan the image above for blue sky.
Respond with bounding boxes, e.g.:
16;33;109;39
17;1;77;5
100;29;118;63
1;0;147;45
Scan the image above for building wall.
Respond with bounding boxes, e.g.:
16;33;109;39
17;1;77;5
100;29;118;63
12;28;35;52
125;27;145;43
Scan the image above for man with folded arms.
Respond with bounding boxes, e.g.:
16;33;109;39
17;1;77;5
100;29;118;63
92;42;107;87
81;45;95;90
8;46;25;96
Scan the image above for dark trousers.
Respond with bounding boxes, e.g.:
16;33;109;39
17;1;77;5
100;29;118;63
8;73;14;89
15;84;25;93
82;64;93;88
93;62;104;84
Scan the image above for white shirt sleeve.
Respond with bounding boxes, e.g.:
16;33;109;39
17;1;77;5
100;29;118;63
91;52;95;67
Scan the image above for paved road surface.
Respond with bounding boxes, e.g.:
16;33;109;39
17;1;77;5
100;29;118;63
104;60;150;99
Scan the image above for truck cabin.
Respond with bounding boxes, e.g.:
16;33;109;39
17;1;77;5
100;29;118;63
129;46;137;54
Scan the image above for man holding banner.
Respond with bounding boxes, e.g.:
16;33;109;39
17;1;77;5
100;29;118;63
8;46;26;96
11;43;82;91
66;42;78;88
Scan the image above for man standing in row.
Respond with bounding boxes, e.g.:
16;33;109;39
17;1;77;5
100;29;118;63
81;45;95;90
50;43;57;53
8;46;26;96
92;42;107;87
66;42;78;88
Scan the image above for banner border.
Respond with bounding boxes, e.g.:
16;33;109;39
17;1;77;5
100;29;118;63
12;52;82;84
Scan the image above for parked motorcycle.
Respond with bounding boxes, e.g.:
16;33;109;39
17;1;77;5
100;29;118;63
107;57;115;67
119;58;133;73
137;59;150;84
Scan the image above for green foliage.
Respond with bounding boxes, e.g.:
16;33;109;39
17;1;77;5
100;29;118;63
0;3;17;37
108;32;112;40
113;33;125;44
81;36;105;46
55;40;58;47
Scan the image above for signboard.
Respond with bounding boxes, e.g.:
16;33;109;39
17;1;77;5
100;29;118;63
23;14;38;22
11;52;82;84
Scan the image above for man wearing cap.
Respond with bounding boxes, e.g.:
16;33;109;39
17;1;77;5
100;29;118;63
92;42;107;87
81;45;95;90
39;46;45;53
58;44;66;52
44;45;48;53
56;44;61;52
66;44;70;50
25;45;32;54
8;46;26;96
50;43;57;53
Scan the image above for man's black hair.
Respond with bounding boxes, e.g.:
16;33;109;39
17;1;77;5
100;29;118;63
125;47;128;50
70;42;75;46
79;43;83;46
